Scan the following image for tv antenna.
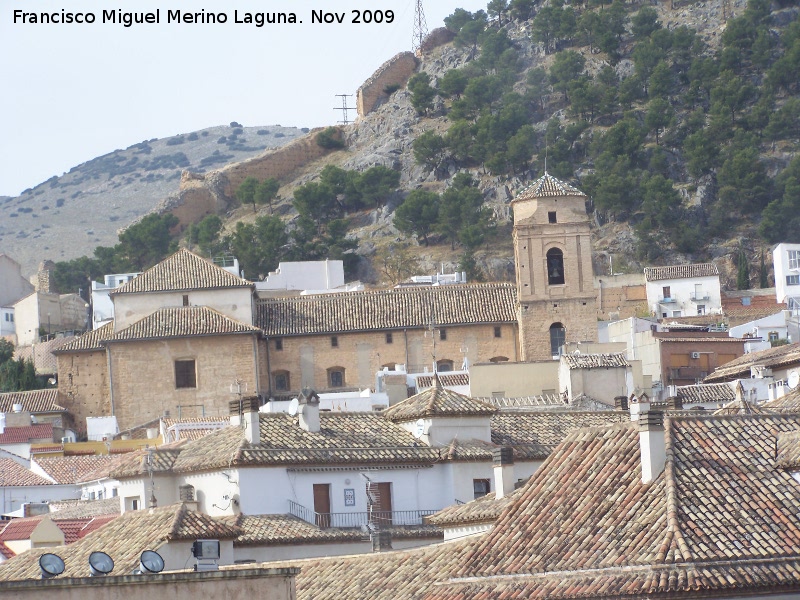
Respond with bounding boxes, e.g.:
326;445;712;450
413;0;428;54
334;94;354;125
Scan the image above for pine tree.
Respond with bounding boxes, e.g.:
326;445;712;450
737;248;750;290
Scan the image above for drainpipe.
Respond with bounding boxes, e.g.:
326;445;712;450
265;337;273;397
106;345;115;417
403;329;409;371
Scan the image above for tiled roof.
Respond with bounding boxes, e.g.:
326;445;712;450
112;414;440;477
77;514;118;538
162;416;230;441
723;306;787;328
490;411;628;459
52;322;114;354
426;485;527;527
705;342;800;382
255;283;517;336
763;386;800;413
0;503;241;581
384;378;497;422
14;336;78;375
0;423;53;445
515;173;586;199
644;263;719;281
49;497;121;519
561;352;630;369
675;383;735;405
34;455;113;484
776;430;800;468
713;397;766;414
0;541;12;559
225;514;362;545
0;517;46;542
0;389;65;413
438;438;499;461
106;306;260;343
112;248;252;294
416;373;470;388
0;459;53;487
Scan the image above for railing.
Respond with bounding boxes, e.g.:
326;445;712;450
288;500;437;529
689;293;710;302
658;296;677;304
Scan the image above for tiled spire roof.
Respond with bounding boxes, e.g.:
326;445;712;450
383;377;498;422
514;173;586;199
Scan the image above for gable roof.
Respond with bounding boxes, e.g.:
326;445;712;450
514;173;586;199
0;459;53;487
255;283;517;336
48;497;122;519
644;263;719;281
560;352;629;369
106;306;260;343
0;423;53;445
111;247;252;295
705;342;800;382
34;455;114;484
0;503;241;581
674;382;735;405
0;389;65;413
763;386;800;413
384;378;497;422
52;322;114;354
426;484;527;528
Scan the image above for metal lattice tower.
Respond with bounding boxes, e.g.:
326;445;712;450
413;0;428;54
334;94;354;125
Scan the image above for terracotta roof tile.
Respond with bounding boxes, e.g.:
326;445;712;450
53;322;114;354
416;373;470;388
763;386;800;413
514;173;586;199
0;503;240;581
0;517;46;542
561;352;630;369
644;263;719;281
0;459;53;487
255;283;517;336
112;248;252;295
0;541;12;559
426;485;527;527
49;498;122;519
675;383;735;405
0;423;53;445
34;455;114;484
76;514;119;538
0;389;65;413
384;379;497;422
106;306;260;343
705;342;800;382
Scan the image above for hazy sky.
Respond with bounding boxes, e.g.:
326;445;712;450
0;0;488;197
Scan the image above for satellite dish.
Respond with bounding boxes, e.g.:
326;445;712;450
288;398;299;416
789;370;800;389
39;553;65;579
88;551;114;576
139;550;165;574
413;419;425;439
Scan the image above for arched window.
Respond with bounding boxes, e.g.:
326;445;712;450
327;367;346;388
436;359;454;372
273;370;290;392
547;248;565;285
550;323;566;357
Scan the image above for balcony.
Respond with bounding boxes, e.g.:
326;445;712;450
690;293;710;302
288;500;437;529
658;296;677;304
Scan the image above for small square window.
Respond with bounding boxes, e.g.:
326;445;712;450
439;329;447;341
787;275;800;286
175;359;196;389
275;338;283;351
494;326;502;338
473;479;490;499
548;211;557;223
274;371;290;391
182;294;189;306
331;336;339;348
328;369;345;388
386;332;393;344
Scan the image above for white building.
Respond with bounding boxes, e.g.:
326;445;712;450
90;272;140;330
644;263;722;319
774;243;800;311
255;260;348;294
0;306;14;340
729;310;792;352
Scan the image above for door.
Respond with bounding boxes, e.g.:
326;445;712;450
368;482;393;526
313;483;331;529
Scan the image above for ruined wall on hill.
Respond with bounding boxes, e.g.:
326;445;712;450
356;52;419;118
419;27;455;55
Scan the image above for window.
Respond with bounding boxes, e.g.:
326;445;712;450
787;275;800;286
473;479;491;499
125;496;141;511
273;371;290;391
549;323;566;357
175;359;196;388
672;310;682;317
274;338;283;351
769;331;780;342
331;336;339;348
546;248;565;285
494;326;502;338
548;211;557;223
436;359;454;372
662;286;671;299
697;305;706;315
385;332;393;344
439;329;447;341
328;367;345;388
789;250;800;270
182;294;189;306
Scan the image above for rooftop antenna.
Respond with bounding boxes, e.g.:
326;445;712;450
413;0;429;54
334;94;354;125
425;311;440;372
146;447;157;509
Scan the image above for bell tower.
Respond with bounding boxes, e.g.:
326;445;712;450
513;173;597;361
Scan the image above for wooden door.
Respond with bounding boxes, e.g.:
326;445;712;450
368;482;393;526
313;484;331;529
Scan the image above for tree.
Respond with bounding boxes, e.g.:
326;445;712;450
737;248;750;290
632;6;661;40
648;62;673;99
187;214;222;256
759;251;769;288
375;243;422;285
487;0;509;25
413;130;448;172
235;176;259;209
549;51;585;101
509;0;535;20
645;98;675;145
254;178;280;213
438;69;469;98
353;166;401;209
117;213;179;270
408;72;437;115
394;190;440;245
717;147;773;213
710;71;755;125
224;215;288;280
640;175;682;229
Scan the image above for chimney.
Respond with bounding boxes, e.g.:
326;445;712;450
666;396;683;410
493;447;515;499
614;396;629;411
371;530;392;552
629;394;650;422
639;411;666;484
298;388;321;433
229;396;260;443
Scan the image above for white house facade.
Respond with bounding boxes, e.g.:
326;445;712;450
644;263;722;319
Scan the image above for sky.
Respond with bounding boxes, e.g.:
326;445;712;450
0;0;489;197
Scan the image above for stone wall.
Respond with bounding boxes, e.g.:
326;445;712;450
595;274;647;320
356;51;419;118
419;27;456;55
518;298;599;362
57;350;110;438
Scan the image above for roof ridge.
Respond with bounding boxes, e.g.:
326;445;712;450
168;502;188;539
661;418;692;563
